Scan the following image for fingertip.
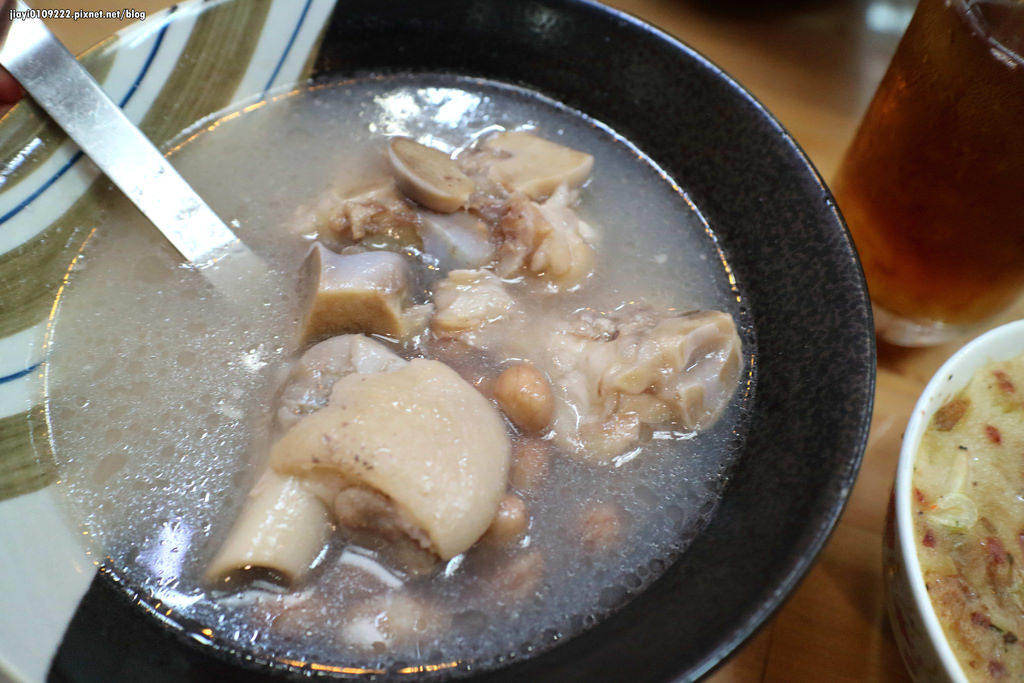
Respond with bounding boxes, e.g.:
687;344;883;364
0;69;23;105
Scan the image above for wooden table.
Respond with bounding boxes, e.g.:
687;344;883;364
31;0;1023;679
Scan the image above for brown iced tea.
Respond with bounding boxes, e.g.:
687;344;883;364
833;0;1024;340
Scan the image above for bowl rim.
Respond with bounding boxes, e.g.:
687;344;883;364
895;318;1024;683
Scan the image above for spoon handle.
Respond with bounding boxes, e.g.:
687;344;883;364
0;1;247;268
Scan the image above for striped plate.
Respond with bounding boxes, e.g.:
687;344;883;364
0;1;337;680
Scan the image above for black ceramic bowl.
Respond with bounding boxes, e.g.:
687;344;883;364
26;0;873;681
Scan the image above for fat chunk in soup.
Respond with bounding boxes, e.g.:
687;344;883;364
292;179;420;249
272;358;511;561
545;306;742;462
275;334;409;431
430;268;517;347
494;185;596;288
211;336;509;581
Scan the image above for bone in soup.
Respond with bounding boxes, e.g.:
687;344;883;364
46;74;748;673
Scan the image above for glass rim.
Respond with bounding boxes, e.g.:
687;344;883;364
957;0;1024;66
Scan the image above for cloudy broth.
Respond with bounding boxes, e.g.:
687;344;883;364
46;74;750;672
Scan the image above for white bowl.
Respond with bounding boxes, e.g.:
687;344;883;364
886;319;1024;682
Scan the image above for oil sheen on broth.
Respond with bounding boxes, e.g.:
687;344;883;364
46;75;748;671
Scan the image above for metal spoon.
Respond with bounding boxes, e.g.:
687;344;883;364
0;0;262;280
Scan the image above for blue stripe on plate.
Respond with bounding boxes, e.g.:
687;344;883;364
0;150;84;225
113;7;175;110
0;362;41;386
0;7;176;227
262;0;313;93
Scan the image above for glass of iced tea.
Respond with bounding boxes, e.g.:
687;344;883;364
832;0;1024;346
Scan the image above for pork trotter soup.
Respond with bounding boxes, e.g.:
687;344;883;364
45;74;752;675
